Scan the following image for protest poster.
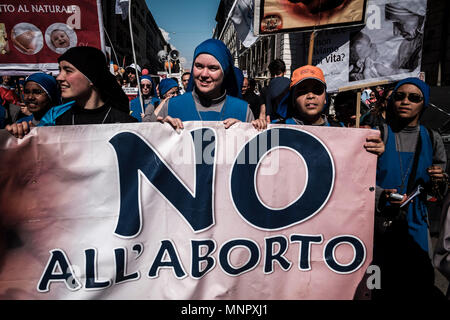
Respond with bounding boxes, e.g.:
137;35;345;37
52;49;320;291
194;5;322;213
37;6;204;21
0;122;376;299
293;0;427;92
255;0;367;34
0;0;105;75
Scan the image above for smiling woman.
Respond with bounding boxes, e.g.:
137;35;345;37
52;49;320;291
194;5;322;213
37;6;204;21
38;46;137;126
142;39;268;131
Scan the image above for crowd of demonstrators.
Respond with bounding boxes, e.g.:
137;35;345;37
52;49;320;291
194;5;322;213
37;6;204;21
1;40;450;299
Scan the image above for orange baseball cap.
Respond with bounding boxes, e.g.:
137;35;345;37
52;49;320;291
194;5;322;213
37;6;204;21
290;65;326;89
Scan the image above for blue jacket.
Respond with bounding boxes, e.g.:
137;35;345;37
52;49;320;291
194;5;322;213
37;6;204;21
130;96;160;122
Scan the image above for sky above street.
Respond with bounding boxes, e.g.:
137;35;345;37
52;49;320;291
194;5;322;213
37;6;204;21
145;0;222;71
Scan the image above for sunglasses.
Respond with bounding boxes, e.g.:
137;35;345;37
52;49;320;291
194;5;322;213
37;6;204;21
393;91;423;103
295;84;325;97
142;84;152;88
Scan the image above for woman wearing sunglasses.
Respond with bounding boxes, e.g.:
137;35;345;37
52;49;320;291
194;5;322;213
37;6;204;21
373;77;447;300
130;75;160;122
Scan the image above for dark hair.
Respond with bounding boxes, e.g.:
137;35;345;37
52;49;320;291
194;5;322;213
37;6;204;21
182;71;191;78
334;90;370;127
268;59;286;77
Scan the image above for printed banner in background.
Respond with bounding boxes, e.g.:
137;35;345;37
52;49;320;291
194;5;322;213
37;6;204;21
255;0;367;34
0;122;376;299
0;0;105;75
294;0;427;92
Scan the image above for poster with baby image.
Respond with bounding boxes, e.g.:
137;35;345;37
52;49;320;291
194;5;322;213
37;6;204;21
0;0;104;75
256;0;367;34
292;0;427;92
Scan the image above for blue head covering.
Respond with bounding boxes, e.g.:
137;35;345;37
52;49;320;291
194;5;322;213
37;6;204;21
159;78;179;97
392;77;430;107
25;72;61;105
140;75;157;96
186;39;240;98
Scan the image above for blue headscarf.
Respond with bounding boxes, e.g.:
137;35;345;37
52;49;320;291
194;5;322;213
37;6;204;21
159;78;179;97
392;77;430;107
140;75;157;97
25;72;61;105
186;39;241;98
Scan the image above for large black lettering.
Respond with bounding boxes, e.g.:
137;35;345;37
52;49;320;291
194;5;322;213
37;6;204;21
219;239;260;276
114;248;140;284
148;240;186;278
109;129;216;237
37;249;81;292
191;239;216;279
85;249;111;290
264;236;291;273
290;234;323;271
324;236;366;274
231;128;334;230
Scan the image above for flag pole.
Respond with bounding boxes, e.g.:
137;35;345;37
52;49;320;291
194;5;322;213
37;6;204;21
218;0;239;41
307;30;316;65
103;26;120;67
355;91;361;128
128;0;144;114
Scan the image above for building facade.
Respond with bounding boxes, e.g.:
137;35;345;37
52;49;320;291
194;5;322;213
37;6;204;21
101;0;171;74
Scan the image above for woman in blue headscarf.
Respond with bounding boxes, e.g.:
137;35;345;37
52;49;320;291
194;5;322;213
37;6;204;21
130;75;160;122
373;77;447;300
6;72;61;138
142;39;267;130
158;78;179;99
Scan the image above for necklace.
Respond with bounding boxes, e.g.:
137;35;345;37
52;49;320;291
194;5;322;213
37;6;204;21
72;107;112;125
